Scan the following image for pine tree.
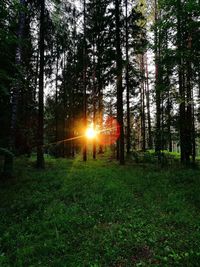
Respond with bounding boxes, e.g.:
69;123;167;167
37;0;45;168
115;0;125;164
10;0;26;151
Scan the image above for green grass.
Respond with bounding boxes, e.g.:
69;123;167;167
0;154;200;266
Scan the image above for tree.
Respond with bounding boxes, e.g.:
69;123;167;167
83;0;87;161
37;0;45;168
115;0;125;164
154;0;162;158
125;0;131;154
10;0;26;151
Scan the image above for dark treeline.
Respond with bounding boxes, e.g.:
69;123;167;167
0;0;199;167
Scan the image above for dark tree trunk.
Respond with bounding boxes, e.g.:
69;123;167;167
55;45;59;145
83;0;87;161
167;91;172;152
185;32;193;163
92;45;97;160
192;95;196;163
125;0;131;155
71;9;77;158
96;35;103;154
34;49;39;102
141;55;146;151
177;0;187;164
115;0;124;164
154;0;161;158
161;91;164;151
37;0;45;168
98;80;103;154
93;107;97;160
10;0;26;151
185;69;192;163
144;54;152;149
165;32;172;152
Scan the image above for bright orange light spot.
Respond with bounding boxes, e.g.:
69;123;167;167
85;126;97;139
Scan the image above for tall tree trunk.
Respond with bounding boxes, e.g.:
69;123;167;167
96;36;103;154
37;0;45;168
164;31;172;152
185;32;193;163
115;0;124;164
98;79;103;154
154;0;161;158
83;0;87;161
161;91;164;150
185;64;192;163
71;7;77;158
55;45;59;146
92;44;97;160
144;54;152;149
141;54;146;151
34;49;39;102
93;105;97;159
177;0;186;164
10;0;26;151
125;0;131;155
192;90;196;163
167;90;172;152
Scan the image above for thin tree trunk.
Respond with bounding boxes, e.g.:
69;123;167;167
96;37;103;154
98;80;103;154
93;106;97;159
144;54;152;149
125;0;130;154
167;91;172;152
55;45;59;145
191;78;195;163
141;54;146;151
154;0;161;159
83;0;87;161
37;0;45;168
92;43;97;160
71;7;77;158
177;0;186;164
185;33;193;163
34;49;39;102
164;31;172;152
161;91;164;150
115;0;124;164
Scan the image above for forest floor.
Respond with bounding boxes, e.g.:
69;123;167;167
0;153;200;266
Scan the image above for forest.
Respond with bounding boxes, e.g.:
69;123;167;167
0;0;200;266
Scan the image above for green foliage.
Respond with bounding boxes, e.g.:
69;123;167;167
0;155;200;266
131;150;179;165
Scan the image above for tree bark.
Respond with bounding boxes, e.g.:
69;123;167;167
115;0;124;164
144;54;152;149
37;0;45;168
154;0;161;159
177;0;187;164
55;45;59;146
125;0;131;155
83;0;87;161
10;0;26;151
141;54;146;151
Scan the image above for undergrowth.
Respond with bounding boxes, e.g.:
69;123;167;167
0;154;200;266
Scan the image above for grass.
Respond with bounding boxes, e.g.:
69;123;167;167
0;153;200;266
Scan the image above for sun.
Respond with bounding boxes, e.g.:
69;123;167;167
85;127;97;139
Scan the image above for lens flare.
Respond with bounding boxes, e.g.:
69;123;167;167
86;127;97;139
